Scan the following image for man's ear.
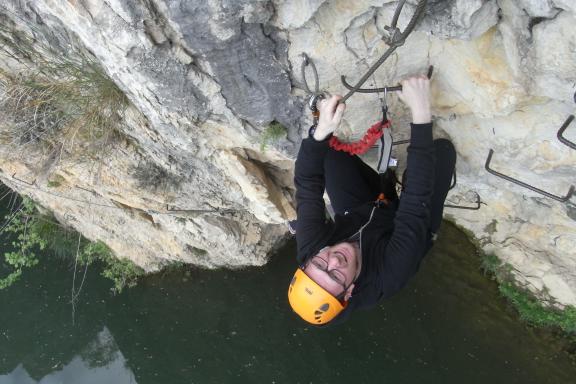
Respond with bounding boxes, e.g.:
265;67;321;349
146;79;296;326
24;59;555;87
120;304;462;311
343;284;355;301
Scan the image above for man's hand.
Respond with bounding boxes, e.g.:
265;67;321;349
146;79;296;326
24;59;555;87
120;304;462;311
397;76;431;124
314;95;346;141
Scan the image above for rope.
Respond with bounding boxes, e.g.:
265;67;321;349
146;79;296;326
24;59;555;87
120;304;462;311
329;120;392;155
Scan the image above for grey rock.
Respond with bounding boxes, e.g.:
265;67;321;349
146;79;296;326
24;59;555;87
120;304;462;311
161;0;300;129
420;0;500;40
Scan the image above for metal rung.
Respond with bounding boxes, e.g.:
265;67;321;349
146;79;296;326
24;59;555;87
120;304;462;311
557;115;576;150
485;149;575;203
445;192;482;210
11;173;36;185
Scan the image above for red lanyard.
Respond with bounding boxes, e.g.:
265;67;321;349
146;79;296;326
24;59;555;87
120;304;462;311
328;119;391;155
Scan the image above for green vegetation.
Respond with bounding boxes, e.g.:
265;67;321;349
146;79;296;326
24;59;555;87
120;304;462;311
1;197;144;293
480;251;576;335
480;252;504;276
47;174;66;188
447;219;576;336
0;198;44;289
0;22;129;163
0;58;128;160
260;121;287;151
499;282;576;334
80;241;144;294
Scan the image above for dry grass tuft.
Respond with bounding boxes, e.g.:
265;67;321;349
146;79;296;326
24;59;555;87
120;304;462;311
0;15;130;163
0;57;129;161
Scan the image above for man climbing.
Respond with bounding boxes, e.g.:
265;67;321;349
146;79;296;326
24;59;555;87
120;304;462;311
287;75;456;325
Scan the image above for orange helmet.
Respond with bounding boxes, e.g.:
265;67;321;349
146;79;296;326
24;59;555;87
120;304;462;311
288;269;347;325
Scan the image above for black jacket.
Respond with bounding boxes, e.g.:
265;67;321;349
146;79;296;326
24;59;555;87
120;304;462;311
294;123;435;322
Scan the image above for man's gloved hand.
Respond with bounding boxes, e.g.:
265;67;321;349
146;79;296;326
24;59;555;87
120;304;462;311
313;95;346;141
397;76;431;124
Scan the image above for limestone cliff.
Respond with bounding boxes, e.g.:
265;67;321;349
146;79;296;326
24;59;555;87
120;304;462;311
0;0;575;306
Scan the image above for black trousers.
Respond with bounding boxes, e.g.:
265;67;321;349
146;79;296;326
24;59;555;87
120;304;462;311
324;139;456;234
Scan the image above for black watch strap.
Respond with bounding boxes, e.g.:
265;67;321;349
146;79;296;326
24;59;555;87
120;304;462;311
308;124;317;139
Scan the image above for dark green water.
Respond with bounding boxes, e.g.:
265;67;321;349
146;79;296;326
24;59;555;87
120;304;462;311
1;205;575;383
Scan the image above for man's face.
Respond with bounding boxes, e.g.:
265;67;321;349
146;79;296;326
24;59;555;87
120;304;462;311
303;242;361;298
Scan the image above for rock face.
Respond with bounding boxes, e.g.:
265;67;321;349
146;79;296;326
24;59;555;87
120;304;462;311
0;1;575;306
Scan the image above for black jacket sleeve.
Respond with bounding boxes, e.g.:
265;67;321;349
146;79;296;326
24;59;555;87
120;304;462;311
294;137;335;263
378;122;435;296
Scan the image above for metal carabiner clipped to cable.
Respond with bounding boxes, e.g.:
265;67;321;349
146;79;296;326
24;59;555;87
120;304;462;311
308;93;326;127
301;53;320;96
340;0;428;103
380;87;389;123
301;53;328;126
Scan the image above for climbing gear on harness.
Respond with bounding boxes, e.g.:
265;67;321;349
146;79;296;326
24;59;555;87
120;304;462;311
288;268;347;325
340;0;428;103
287;220;297;235
329;78;394;172
307;93;326;138
328;120;391;155
375;192;390;207
302;53;328;139
375;86;395;173
301;53;320;96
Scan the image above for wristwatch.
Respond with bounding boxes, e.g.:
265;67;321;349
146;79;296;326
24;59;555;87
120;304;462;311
308;123;317;139
308;124;332;142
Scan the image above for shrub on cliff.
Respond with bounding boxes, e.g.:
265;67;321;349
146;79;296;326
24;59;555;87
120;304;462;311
0;19;128;162
481;252;576;335
260;121;287;151
0;55;129;163
0;196;143;293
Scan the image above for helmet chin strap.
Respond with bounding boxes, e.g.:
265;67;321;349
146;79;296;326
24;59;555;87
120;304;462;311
352;241;362;280
338;243;362;301
336;282;354;301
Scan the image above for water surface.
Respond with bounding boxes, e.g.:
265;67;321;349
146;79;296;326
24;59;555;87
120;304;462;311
1;203;575;383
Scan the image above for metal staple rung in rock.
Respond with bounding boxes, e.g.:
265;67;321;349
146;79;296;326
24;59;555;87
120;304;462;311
340;0;428;103
485;149;575;203
557;115;576;150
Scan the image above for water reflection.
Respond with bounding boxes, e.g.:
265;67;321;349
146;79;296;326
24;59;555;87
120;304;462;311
0;328;136;384
0;215;575;383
